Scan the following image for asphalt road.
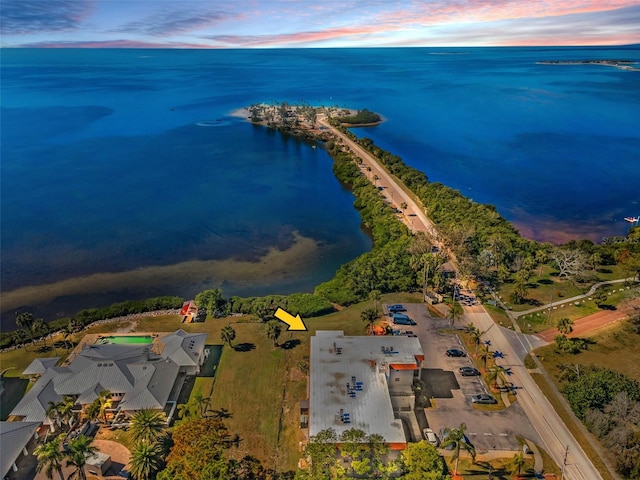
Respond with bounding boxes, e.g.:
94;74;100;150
465;308;603;480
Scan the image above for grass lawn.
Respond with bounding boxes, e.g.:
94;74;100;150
496;264;632;314
535;320;640;384
446;456;535;479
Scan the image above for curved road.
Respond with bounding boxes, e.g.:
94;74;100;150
318;117;603;480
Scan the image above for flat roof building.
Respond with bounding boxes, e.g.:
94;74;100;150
309;331;424;450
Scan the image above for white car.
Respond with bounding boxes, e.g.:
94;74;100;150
423;428;439;447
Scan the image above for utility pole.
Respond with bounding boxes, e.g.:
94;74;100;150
560;445;569;480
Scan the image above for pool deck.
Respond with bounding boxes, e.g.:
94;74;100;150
63;332;167;365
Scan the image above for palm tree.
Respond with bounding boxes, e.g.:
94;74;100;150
265;319;282;348
469;328;483;355
220;324;236;348
176;402;196;420
47;396;77;432
369;289;381;312
32;318;48;347
556;317;574;335
34;436;66;480
16;312;35;344
360;308;379;335
487;366;506;390
97;390;113;424
65;435;97;480
478;345;493;371
447;301;463;328
129;409;167;445
191;389;208;417
510;451;526;478
129;441;164;480
12;329;27;351
85;399;101;424
440;423;476;476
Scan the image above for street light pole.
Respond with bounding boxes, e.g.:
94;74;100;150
560;445;569;480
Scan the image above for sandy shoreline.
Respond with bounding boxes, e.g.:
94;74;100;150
1;232;320;314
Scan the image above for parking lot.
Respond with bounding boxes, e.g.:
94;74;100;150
384;303;541;454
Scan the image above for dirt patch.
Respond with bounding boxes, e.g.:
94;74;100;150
538;297;639;342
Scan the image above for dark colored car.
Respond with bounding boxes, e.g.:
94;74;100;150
446;348;466;357
392;314;416;325
459;366;480;376
387;304;406;312
471;394;498;404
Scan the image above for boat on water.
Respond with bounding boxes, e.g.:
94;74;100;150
624;216;639;223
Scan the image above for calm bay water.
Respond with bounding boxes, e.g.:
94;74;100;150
1;47;639;320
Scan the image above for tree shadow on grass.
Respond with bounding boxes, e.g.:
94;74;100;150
233;343;256;352
280;339;301;350
598;304;617;310
537;279;554;285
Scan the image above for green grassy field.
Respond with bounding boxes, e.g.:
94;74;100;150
497;264;630;314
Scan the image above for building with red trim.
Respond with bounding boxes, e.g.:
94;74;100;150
308;330;424;451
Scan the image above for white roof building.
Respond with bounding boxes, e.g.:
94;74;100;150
309;331;424;450
10;330;206;425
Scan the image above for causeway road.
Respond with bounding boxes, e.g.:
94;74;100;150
318;117;439;239
318;116;603;480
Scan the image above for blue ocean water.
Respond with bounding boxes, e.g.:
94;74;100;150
1;47;639;316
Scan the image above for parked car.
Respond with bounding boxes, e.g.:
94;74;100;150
471;394;497;404
387;304;406;313
459;366;480;376
446;348;466;357
423;428;439;446
392;314;416;326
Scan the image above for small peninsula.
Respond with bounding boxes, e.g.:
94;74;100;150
538;59;640;71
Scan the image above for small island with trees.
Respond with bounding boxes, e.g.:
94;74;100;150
538;59;639;71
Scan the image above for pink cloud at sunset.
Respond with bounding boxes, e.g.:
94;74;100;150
1;0;638;48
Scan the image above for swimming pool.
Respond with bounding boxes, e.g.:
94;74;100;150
95;335;154;345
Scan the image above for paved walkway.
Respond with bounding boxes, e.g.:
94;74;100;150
513;278;636;318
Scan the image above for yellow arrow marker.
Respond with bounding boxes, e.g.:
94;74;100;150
274;308;307;331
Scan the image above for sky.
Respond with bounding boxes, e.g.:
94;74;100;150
1;0;639;48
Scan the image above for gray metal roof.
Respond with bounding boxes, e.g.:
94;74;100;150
9;330;206;420
0;421;39;477
158;330;206;367
22;357;60;375
10;373;62;424
309;331;423;444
